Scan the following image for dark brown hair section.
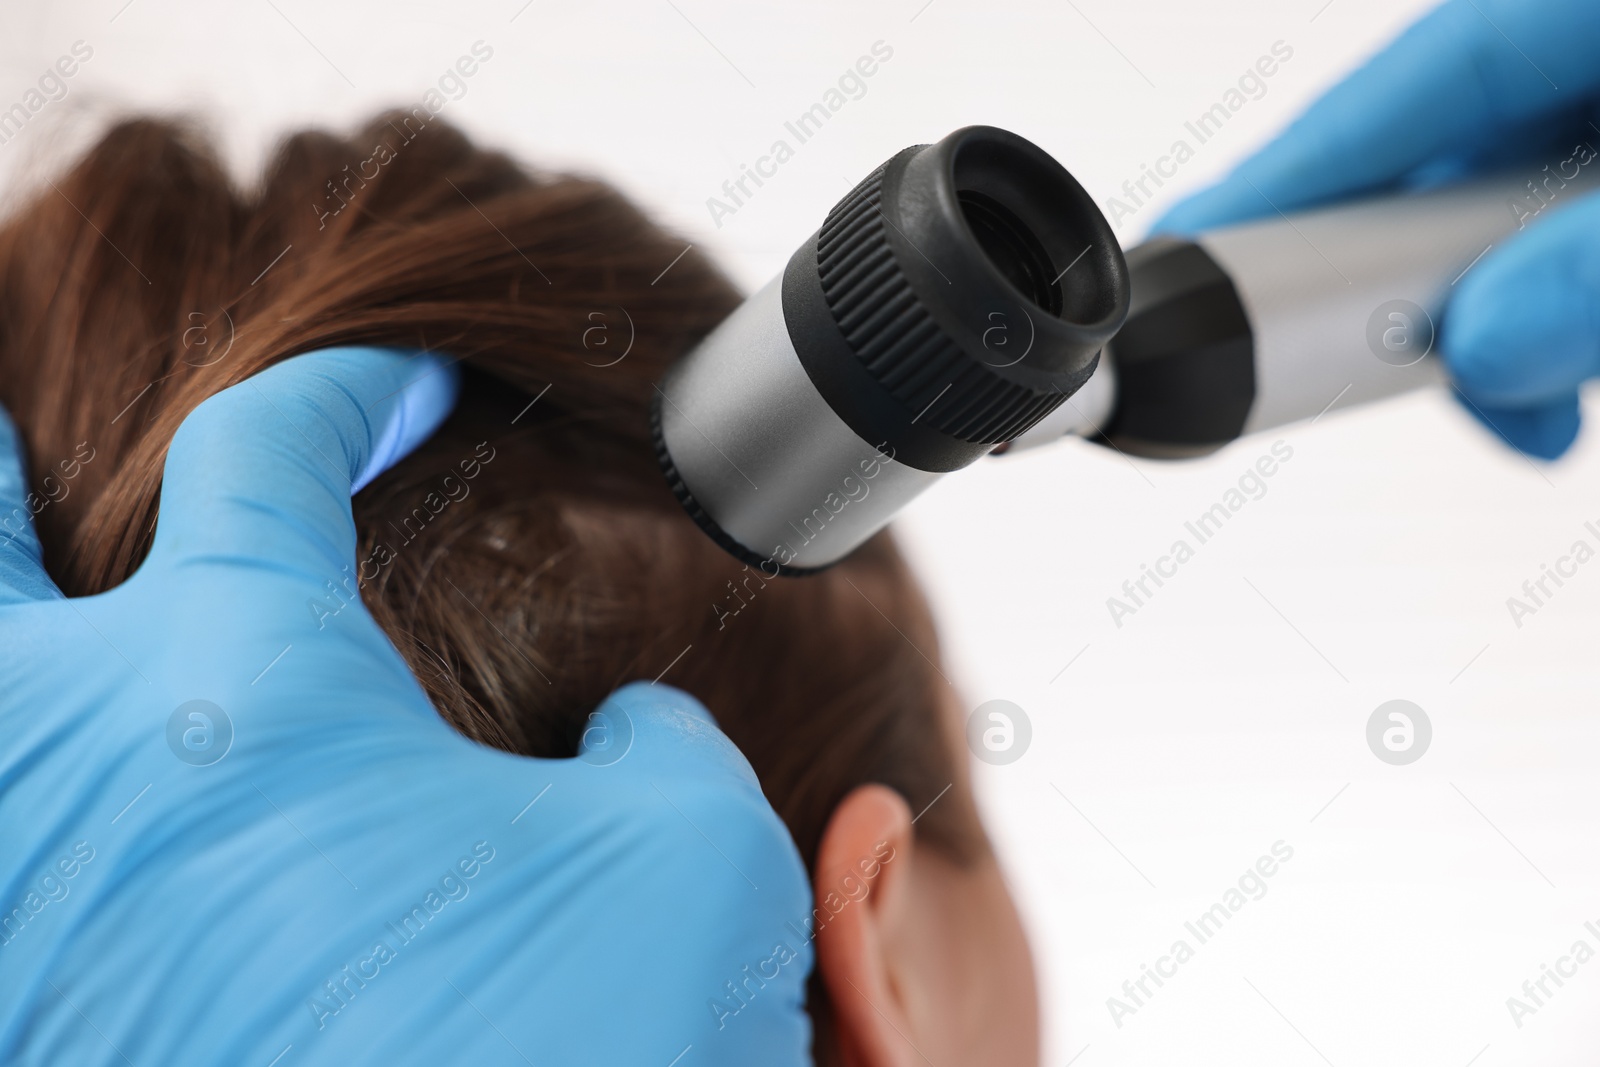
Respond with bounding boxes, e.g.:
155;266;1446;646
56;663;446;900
0;113;986;1058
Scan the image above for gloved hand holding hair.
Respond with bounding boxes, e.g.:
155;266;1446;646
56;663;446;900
0;116;1034;1066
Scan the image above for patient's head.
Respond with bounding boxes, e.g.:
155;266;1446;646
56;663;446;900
0;115;1037;1065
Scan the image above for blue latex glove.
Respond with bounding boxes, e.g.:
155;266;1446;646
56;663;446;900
0;347;814;1066
1151;0;1600;458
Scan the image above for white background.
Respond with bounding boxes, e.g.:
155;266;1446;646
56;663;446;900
3;2;1597;1065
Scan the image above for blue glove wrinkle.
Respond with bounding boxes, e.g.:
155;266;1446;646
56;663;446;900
352;353;461;494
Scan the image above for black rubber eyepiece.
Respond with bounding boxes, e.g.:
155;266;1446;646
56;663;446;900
782;125;1130;470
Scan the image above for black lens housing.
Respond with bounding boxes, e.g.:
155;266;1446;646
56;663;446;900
780;125;1129;471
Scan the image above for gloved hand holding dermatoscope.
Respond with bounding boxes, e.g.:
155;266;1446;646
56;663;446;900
1149;0;1600;461
656;125;1559;574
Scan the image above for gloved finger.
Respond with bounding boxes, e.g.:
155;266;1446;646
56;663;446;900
1151;0;1600;235
0;404;63;605
148;346;459;579
1452;388;1579;460
578;680;765;791
569;681;815;1060
1441;189;1600;458
578;681;808;903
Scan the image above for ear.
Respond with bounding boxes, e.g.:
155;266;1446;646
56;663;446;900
812;784;919;1067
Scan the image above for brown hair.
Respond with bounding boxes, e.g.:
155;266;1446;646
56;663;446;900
0;113;986;1057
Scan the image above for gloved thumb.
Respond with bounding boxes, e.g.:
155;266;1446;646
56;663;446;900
148;346;458;577
1443;190;1600;459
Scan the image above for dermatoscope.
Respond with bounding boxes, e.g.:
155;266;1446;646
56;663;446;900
652;125;1573;573
653;125;1128;574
